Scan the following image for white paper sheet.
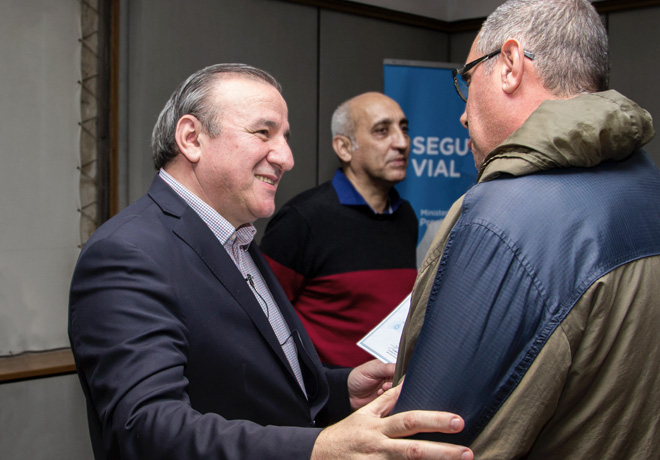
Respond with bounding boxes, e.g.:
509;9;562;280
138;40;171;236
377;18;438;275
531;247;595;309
357;293;411;363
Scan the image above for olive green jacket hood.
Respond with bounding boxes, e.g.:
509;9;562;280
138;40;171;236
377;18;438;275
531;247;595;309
478;89;655;182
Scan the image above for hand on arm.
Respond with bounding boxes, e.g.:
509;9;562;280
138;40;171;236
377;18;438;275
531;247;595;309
311;383;473;460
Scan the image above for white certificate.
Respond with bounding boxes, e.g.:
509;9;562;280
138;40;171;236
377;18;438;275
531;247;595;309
357;293;411;363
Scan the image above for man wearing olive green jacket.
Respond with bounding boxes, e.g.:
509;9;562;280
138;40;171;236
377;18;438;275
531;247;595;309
393;1;660;459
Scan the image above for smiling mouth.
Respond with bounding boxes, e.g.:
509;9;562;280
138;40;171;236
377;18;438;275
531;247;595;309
256;175;275;185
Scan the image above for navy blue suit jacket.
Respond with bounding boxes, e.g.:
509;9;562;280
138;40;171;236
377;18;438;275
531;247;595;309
69;175;352;460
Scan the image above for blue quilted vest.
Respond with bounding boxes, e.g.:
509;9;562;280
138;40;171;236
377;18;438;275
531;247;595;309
395;150;660;444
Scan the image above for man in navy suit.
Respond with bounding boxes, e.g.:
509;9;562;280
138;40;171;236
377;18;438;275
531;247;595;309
68;63;473;460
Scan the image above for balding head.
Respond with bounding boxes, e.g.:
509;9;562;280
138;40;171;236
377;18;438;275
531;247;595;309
331;92;402;144
331;92;410;192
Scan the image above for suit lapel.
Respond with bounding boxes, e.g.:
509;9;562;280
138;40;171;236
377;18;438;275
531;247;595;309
251;244;330;411
173;209;292;365
149;175;328;407
148;177;310;397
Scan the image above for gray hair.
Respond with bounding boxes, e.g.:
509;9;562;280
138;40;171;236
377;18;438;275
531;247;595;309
151;63;282;170
477;0;608;97
331;98;358;146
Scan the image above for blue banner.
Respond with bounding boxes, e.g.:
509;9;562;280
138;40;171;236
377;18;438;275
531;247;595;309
384;61;477;264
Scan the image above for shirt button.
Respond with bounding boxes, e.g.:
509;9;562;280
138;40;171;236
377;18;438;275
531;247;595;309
310;420;316;427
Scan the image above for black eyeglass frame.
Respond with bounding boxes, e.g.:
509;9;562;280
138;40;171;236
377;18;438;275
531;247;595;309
452;49;535;102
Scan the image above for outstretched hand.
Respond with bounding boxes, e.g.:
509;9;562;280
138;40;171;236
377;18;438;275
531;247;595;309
311;383;474;460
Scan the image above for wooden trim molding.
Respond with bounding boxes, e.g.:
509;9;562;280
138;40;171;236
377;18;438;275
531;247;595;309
109;0;120;218
279;0;462;31
0;349;76;384
595;0;660;13
279;0;660;32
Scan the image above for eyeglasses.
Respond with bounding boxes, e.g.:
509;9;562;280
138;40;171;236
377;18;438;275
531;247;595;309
452;49;535;102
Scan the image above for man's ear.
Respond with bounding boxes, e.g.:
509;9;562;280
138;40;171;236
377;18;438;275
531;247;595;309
500;38;526;95
332;135;354;163
175;114;203;163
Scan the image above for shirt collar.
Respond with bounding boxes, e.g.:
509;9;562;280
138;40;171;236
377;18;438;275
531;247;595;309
331;168;403;214
159;169;256;246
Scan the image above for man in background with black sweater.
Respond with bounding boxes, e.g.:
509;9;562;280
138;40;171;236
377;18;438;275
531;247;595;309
261;92;417;368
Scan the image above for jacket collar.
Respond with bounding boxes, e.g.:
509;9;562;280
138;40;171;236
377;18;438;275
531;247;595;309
332;168;403;214
478;90;655;182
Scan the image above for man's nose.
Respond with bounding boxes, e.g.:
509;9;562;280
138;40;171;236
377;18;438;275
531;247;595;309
270;138;294;172
392;127;410;151
460;110;468;129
